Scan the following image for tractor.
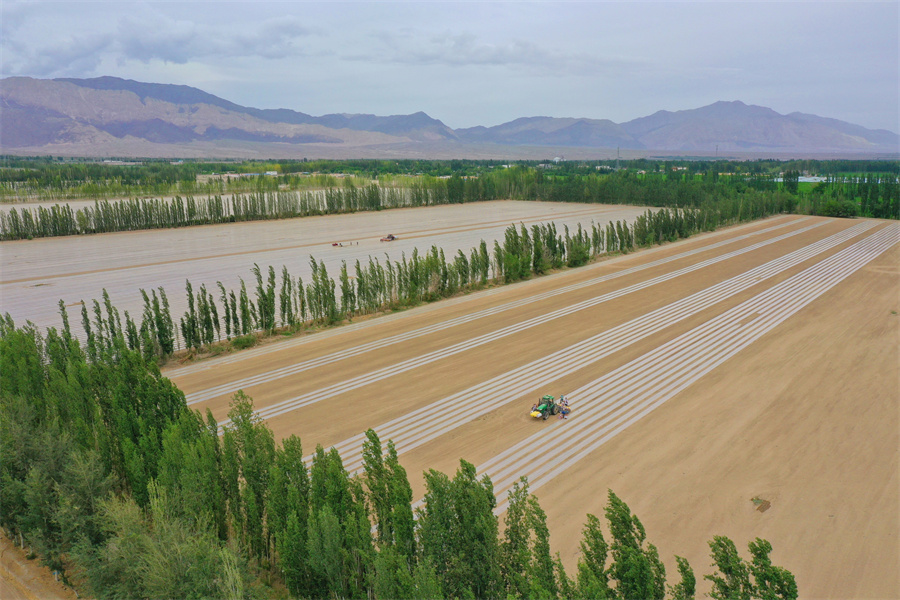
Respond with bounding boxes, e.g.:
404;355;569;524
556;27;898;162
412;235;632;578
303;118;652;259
530;395;559;420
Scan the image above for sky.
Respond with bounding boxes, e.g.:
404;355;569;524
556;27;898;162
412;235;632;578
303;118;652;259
2;1;898;133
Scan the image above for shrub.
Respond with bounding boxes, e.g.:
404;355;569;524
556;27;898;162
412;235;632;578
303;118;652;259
819;199;858;218
231;334;256;350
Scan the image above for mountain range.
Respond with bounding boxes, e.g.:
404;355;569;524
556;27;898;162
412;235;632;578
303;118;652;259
1;76;897;158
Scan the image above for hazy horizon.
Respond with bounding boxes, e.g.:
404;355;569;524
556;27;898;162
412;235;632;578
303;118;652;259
3;1;898;133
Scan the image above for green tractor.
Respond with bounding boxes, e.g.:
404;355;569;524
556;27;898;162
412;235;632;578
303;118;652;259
530;395;559;420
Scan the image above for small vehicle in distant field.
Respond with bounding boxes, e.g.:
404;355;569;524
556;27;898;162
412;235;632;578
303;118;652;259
530;395;559;420
380;234;397;242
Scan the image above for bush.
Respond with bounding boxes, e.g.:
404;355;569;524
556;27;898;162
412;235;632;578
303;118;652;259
231;335;256;350
819;199;858;218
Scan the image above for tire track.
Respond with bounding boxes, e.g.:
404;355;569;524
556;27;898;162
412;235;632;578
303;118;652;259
475;223;899;514
327;221;878;473
195;218;818;406
216;220;832;427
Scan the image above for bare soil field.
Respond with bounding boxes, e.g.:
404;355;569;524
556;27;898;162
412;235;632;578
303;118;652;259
0;200;647;338
167;215;899;598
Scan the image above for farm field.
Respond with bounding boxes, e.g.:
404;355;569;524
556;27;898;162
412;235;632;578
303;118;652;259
167;214;899;598
0;200;647;338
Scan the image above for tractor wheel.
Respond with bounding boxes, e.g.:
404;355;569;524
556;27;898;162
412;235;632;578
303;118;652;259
550;405;559;415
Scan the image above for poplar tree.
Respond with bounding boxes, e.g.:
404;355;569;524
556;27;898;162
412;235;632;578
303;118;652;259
155;288;175;355
180;280;199;350
605;490;666;600
279;266;294;327
218;282;232;340
501;479;533;598
238;279;253;334
221;392;275;561
296;276;307;323
417;460;501;599
339;261;355;319
747;538;797;600
269;435;310;593
124;311;140;351
669;556;697;600
706;536;797;600
362;429;391;546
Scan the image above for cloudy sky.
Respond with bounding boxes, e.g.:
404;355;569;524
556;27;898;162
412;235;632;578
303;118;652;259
2;1;898;132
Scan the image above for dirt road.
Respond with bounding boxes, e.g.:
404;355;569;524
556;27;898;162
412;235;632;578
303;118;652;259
169;215;899;598
0;534;77;600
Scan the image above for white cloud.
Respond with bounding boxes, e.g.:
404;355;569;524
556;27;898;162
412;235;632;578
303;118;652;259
348;30;643;77
2;4;322;75
4;32;114;77
117;13;319;64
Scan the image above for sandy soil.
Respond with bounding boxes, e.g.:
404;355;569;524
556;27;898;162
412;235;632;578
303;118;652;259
0;534;79;600
531;232;899;599
168;213;898;598
0;200;647;339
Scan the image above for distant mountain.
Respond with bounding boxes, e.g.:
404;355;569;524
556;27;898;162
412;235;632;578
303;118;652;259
1;77;896;157
54;76;253;113
51;76;458;141
0;76;457;151
457;116;641;149
619;100;899;153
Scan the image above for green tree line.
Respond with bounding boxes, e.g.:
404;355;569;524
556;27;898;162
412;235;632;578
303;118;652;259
3;156;895;188
64;203;765;356
7;160;893;240
795;173;900;219
1;313;797;599
0;185;415;240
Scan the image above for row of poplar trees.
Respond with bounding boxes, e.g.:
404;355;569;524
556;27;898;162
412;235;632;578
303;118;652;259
81;206;756;356
0;165;807;241
1;311;797;599
0;186;417;240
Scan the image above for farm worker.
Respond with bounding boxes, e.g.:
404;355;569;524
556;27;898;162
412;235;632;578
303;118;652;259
559;395;570;419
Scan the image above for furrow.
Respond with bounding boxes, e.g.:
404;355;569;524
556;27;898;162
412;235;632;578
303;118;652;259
174;217;806;379
324;221;877;472
214;220;831;426
187;218;812;402
480;224;899;513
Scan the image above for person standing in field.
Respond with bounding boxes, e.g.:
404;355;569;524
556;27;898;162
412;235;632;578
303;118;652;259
558;394;570;419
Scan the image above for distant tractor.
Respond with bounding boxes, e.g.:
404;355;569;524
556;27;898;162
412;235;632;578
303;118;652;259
530;395;559;420
380;233;398;242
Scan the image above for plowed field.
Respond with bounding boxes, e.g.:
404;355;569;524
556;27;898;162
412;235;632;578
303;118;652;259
0;200;647;339
167;214;899;598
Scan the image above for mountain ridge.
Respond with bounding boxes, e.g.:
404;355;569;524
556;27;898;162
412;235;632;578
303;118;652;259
2;76;896;157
